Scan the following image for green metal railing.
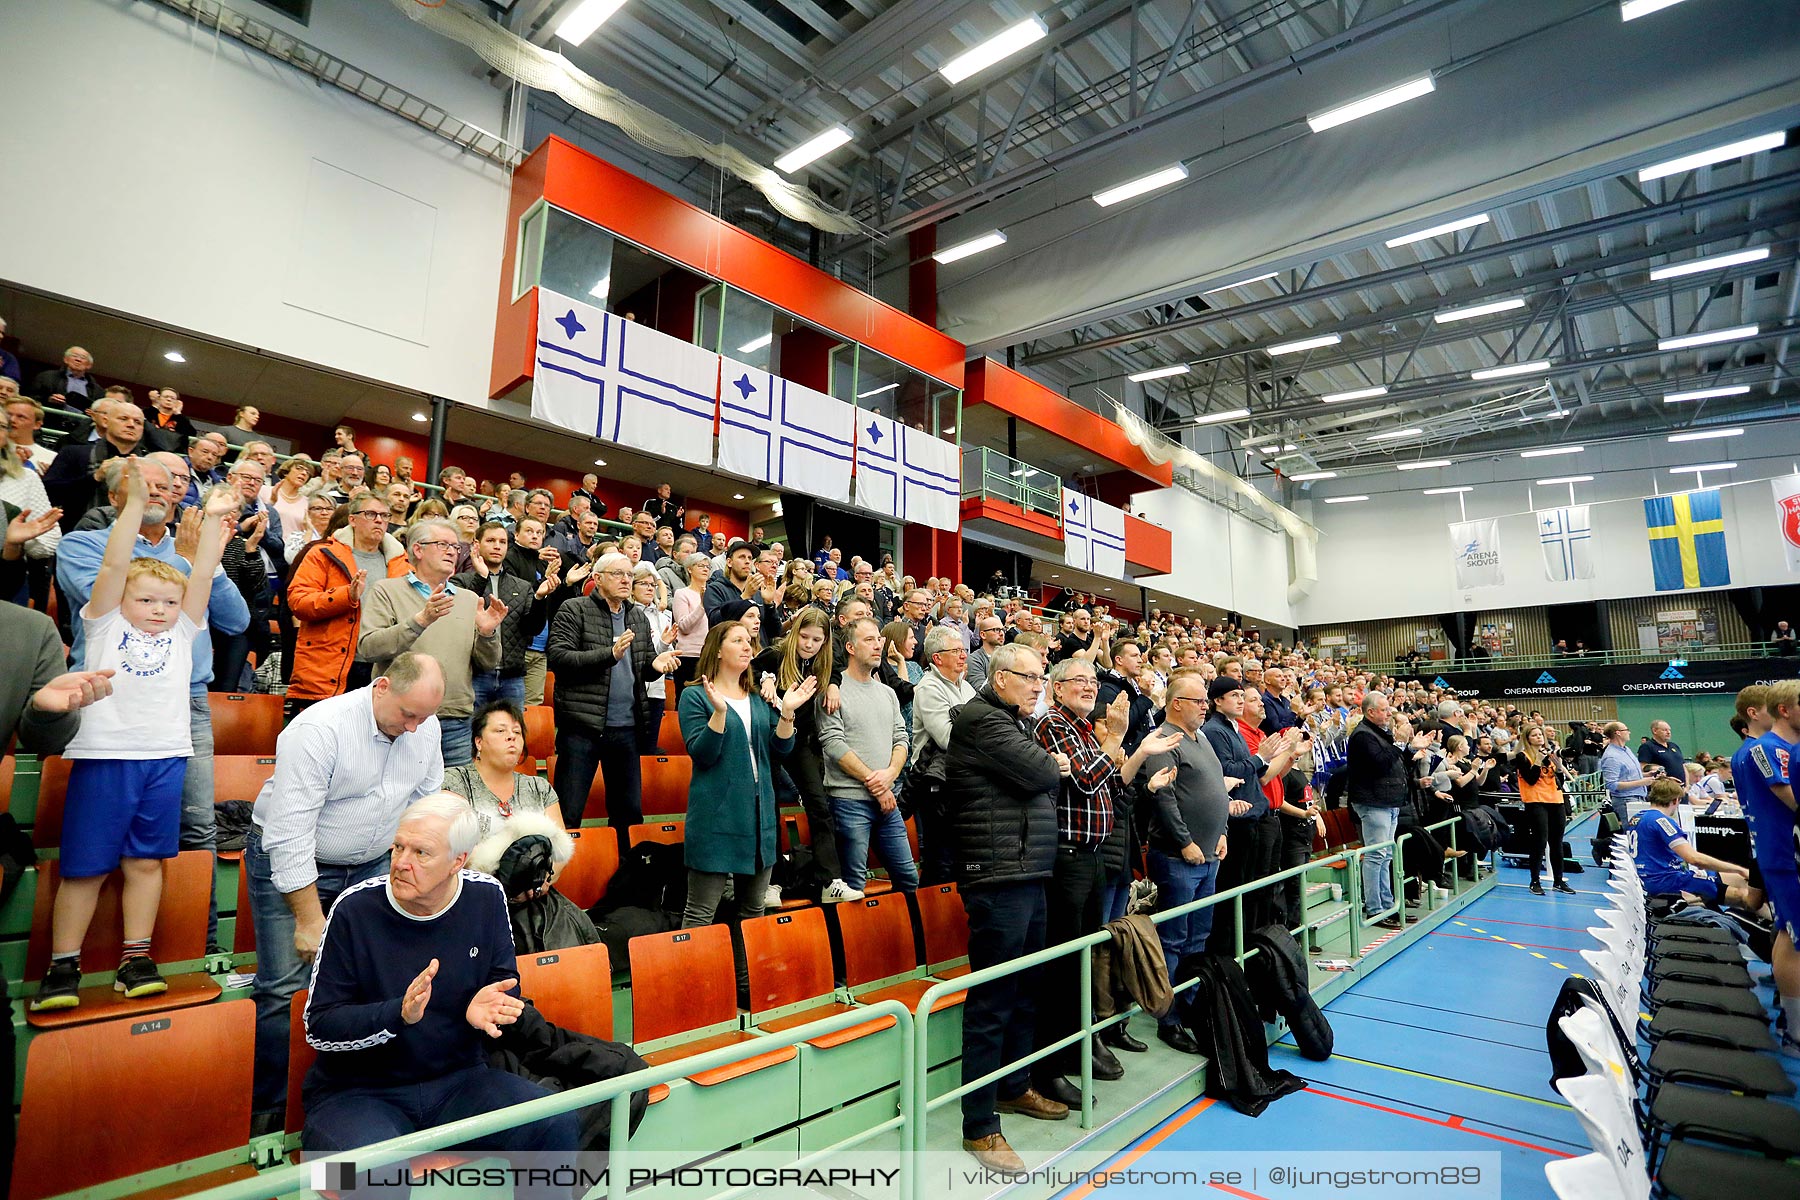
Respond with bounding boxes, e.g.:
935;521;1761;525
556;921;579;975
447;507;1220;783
1405;643;1776;674
961;446;1063;521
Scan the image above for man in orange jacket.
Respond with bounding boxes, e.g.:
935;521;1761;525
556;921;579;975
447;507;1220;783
284;489;407;719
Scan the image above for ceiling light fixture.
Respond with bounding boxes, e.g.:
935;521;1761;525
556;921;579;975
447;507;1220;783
1128;364;1191;382
1471;360;1553;381
1521;445;1584;458
1368;427;1423;441
163;350;186;363
554;0;628;45
593;458;607;467
1322;385;1388;404
1537;475;1593;485
1423;486;1474;495
1268;333;1342;356
1307;74;1435;133
1434;297;1527;324
942;426;957;435
1191;408;1252;426
933;230;1008;264
732;493;746;500
774;125;853;174
587;275;611;299
1621;0;1691;18
1517;412;1566;423
1667;426;1744;443
1649;246;1771;281
1385;213;1490;249
411;412;429;423
1202;272;1278;294
1658;325;1758;352
1324;495;1371;504
857;382;899;398
940;16;1048;84
1669;462;1737;473
1396;459;1453;471
1092;164;1189;208
1639;131;1786;182
737;333;773;353
1664;384;1751;403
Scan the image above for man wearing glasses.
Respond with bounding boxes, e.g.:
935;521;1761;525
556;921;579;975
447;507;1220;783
943;643;1072;1171
286;491;407;719
358;519;508;767
911;626;977;884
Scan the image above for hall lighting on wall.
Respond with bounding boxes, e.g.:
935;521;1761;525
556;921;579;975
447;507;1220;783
1434;297;1527;324
1658;325;1758;351
588;275;611;299
1385;213;1489;249
554;0;627;45
774;126;853;174
1268;333;1342;356
932;230;1008;264
1128;364;1191;382
1288;471;1338;481
411;412;429;423
1664;384;1750;403
1639;132;1786;183
1323;495;1371;504
1396;459;1453;471
1202;272;1278;294
1471;360;1552;381
1191;408;1252;425
1649;246;1770;281
163;350;186;363
1423;486;1474;495
1306;74;1435;133
940;16;1048;84
1621;0;1691;18
1669;462;1736;473
1667;426;1744;442
1537;475;1594;485
1368;427;1423;441
1322;385;1388;403
737;333;773;353
1092;164;1190;208
1521;445;1584;458
857;382;899;398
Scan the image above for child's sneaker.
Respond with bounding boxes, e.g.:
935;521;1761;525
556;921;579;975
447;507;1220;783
114;956;168;999
30;960;83;1011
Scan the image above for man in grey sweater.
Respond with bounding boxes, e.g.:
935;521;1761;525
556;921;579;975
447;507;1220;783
819;616;918;893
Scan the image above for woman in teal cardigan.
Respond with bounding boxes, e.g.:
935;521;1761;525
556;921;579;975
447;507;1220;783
678;620;817;941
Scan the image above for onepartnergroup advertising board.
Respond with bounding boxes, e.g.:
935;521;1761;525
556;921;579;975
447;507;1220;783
1405;658;1798;699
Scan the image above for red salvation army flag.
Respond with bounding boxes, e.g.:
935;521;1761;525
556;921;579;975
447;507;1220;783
1776;474;1800;573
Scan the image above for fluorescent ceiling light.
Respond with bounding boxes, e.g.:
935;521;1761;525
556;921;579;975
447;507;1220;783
1368;427;1423;441
163;350;186;363
933;230;1007;264
1669;462;1737;473
411;412;429;423
1659;325;1758;352
1639;132;1786;182
1396;459;1453;471
1537;475;1593;485
1092;164;1189;208
1664;384;1750;403
1385;213;1489;249
1128;364;1191;383
554;0;628;45
857;382;899;398
1667;426;1743;443
588;275;611;299
1621;0;1690;18
1471;359;1553;381
1434;297;1527;324
732;493;746;500
1322;385;1388;404
737;333;773;353
1307;74;1435;133
1521;445;1584;458
593;458;607;467
1517;412;1565;423
1649;247;1770;281
940;16;1048;84
1203;272;1278;294
1423;486;1474;495
1248;443;1298;453
1192;408;1252;426
1323;495;1371;504
774;125;853;174
1268;333;1341;356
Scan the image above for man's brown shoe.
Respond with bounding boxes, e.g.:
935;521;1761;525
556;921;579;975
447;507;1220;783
963;1133;1025;1172
997;1087;1070;1121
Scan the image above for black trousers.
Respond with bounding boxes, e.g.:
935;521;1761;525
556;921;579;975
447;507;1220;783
1522;803;1568;886
1207;815;1278;955
961;881;1047;1141
1275;813;1316;929
1034;846;1108;1083
1399;822;1448;895
555;724;641;828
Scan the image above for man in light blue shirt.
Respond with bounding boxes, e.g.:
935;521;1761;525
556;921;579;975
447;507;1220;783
1598;719;1659;824
56;457;251;950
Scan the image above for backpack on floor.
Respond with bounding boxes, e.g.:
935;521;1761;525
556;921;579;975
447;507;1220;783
1590;810;1622;866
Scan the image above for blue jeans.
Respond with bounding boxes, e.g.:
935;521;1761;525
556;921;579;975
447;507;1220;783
303;1065;576;1199
246;825;389;1116
829;795;919;892
180;690;220;947
961;882;1047;1140
1147;849;1218;1028
438;715;473;768
471;671;526;714
1103;874;1132;925
1352;803;1397;916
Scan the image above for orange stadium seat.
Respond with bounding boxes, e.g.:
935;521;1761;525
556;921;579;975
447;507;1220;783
554;827;619;909
916;883;972;979
838;892;964;1014
656;710;685;755
233;861;257;956
742;907;894;1049
26;755;71;848
523;705;557;761
0;754;14;814
519;943;614;1040
629;924;794;1085
213;755;277;862
640;755;692;818
287;991;313;1135
630;821;684;848
542;672;555;708
207;692;283;756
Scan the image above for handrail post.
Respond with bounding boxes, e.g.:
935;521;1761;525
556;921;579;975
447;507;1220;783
1394;830;1411;917
1346;843;1364;946
1078;946;1095;1129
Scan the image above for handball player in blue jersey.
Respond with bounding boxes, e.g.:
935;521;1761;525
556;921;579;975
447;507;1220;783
1730;681;1800;1056
1630;778;1756;907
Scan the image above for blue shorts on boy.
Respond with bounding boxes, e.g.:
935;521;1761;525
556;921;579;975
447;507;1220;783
61;608;203;877
1630;809;1720;902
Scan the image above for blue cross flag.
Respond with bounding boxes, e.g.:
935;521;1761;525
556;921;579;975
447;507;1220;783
716;358;855;504
1061;487;1127;578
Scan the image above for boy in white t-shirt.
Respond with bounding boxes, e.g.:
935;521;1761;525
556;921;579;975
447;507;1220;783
31;460;236;1010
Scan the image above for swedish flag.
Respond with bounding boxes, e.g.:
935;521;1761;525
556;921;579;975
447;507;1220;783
1644;488;1730;591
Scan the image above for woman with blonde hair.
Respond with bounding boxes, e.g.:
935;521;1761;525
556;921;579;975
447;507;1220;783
753;608;854;902
1517;723;1576;895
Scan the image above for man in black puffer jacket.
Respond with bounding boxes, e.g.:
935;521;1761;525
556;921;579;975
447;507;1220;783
1344;690;1431;929
942;642;1068;1172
